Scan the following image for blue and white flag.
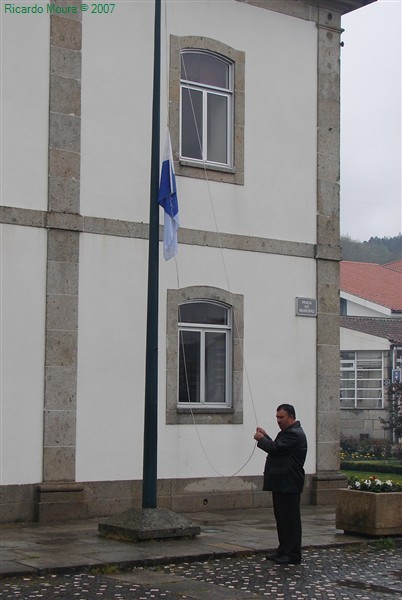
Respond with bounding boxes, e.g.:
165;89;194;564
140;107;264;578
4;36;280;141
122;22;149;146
158;131;180;260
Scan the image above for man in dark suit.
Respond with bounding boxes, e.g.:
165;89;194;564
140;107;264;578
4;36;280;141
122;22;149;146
254;404;307;565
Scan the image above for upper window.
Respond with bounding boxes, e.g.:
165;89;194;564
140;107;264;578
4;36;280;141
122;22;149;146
178;301;232;406
340;351;384;409
169;36;245;185
180;51;233;168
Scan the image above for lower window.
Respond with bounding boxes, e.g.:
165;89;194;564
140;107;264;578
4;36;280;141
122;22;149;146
178;301;231;406
165;286;243;425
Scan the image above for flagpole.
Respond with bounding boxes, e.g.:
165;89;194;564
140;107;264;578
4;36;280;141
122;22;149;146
142;0;161;510
98;0;199;540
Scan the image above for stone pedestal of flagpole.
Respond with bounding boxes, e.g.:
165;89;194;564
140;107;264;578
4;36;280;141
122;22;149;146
98;508;201;542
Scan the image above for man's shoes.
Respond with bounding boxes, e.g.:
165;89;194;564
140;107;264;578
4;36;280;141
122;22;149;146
273;555;301;565
265;551;280;561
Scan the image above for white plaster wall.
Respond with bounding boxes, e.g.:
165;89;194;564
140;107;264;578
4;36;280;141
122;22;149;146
0;225;47;484
81;0;317;244
159;247;317;478
76;234;149;481
1;14;50;211
76;236;316;480
169;0;317;244
80;4;155;223
340;327;390;351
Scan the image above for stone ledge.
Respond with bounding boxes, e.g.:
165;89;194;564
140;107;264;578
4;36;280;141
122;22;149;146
36;483;88;522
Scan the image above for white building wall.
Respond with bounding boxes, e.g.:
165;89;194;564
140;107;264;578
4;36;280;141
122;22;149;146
76;234;148;481
80;5;155;223
340;328;390;352
76;237;317;481
342;293;391;317
0;0;330;517
159;248;317;479
0;225;47;484
80;1;317;244
1;14;50;211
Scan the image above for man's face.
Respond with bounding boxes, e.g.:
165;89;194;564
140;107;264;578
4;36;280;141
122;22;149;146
276;409;295;430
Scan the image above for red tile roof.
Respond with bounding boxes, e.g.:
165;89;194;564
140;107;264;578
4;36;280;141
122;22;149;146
340;261;402;312
384;260;402;273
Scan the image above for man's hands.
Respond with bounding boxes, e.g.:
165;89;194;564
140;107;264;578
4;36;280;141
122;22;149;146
254;426;267;441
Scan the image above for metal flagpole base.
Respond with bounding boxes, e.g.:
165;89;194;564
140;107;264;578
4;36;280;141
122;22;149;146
98;508;201;542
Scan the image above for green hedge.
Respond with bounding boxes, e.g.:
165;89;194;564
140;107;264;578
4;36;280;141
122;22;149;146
341;460;402;475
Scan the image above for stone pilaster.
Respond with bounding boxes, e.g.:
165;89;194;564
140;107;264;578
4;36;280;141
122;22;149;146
43;6;82;489
314;7;346;501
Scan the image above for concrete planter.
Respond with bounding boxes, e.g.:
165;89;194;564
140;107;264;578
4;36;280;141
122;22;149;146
336;489;402;536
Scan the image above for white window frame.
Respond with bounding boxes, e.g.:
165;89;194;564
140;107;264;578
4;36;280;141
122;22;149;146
180;50;234;169
178;301;232;407
165;286;244;425
396;347;402;370
340;350;384;409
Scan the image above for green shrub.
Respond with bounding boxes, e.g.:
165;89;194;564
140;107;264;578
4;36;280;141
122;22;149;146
340;437;402;460
341;460;402;475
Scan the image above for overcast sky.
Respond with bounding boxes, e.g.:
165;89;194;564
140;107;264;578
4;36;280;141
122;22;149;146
340;0;401;242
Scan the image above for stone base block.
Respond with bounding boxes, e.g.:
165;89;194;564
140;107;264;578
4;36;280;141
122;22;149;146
37;483;88;522
312;472;348;505
98;508;201;541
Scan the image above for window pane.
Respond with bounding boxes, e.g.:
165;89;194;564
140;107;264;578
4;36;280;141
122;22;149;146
358;398;381;409
357;371;382;380
179;331;200;403
181;88;203;160
340;371;355;380
207;94;228;164
341;398;355;408
357;351;382;360
181;52;229;88
340;380;355;388
341;351;355;360
357;388;382;397
205;332;226;403
357;360;382;370
179;302;228;325
341;361;355;369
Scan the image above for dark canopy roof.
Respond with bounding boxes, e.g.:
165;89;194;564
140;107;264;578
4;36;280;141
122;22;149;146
341;316;402;345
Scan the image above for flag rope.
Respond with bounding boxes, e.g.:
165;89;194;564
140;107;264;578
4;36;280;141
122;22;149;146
162;0;259;478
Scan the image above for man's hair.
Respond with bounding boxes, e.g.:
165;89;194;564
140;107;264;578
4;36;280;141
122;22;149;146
277;404;296;419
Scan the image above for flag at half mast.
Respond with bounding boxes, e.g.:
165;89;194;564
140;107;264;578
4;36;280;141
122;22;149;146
158;131;179;260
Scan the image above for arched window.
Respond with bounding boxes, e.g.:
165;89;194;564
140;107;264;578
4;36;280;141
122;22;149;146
178;301;232;406
165;286;244;425
180;50;233;167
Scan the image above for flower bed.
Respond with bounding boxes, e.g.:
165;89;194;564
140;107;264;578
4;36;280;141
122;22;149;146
348;475;402;492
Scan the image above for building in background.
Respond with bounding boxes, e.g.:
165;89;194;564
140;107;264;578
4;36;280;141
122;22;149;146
1;0;375;522
340;260;402;439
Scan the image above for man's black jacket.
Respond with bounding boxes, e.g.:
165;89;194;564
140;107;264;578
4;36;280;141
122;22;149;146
257;421;307;493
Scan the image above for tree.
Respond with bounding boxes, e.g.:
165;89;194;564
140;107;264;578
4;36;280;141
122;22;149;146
341;234;401;264
379;382;402;441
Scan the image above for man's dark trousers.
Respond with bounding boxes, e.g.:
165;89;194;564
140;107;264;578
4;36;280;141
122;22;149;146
272;491;302;561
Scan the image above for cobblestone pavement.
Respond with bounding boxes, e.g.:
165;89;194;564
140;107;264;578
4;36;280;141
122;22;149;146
1;542;401;599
